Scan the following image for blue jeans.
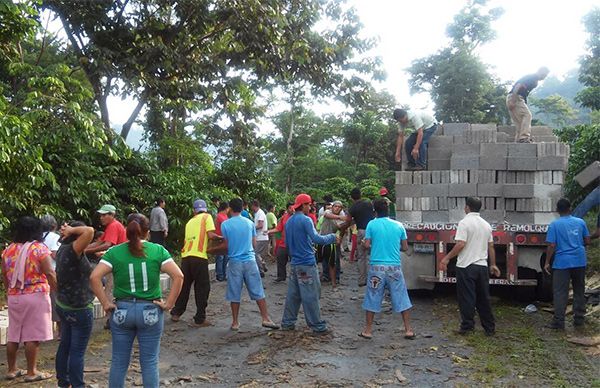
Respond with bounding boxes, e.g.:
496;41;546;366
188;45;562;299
109;300;164;388
281;264;327;332
572;186;599;219
215;255;229;281
55;306;94;388
405;123;438;167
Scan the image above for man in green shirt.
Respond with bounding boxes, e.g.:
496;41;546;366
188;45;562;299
393;108;438;170
266;204;277;257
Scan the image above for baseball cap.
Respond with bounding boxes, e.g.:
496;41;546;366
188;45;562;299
379;187;388;196
293;193;312;210
97;204;116;214
193;199;207;212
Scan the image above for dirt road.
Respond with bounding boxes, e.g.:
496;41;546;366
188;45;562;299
1;256;598;387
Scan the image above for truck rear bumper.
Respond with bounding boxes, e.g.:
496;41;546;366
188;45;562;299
419;275;537;286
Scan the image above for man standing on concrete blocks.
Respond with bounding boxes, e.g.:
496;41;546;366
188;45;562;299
281;194;336;334
506;67;549;143
440;197;501;336
393;108;438;170
544;198;590;330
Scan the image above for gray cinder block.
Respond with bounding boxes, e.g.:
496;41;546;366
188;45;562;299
498;125;517;138
507;158;538;171
428;159;451;170
397;197;413;211
496;132;510;143
480;157;507;170
423;184;449;197
534;212;557;225
471;123;498;131
438;196;449;210
505;198;516;211
477;184;504;197
537;143;569;157
451;157;480;170
516;198;534;212
428;136;454;149
505;212;534;224
503;184;534;198
396;211;422;222
536;135;559;143
533;184;562;199
428;148;452;160
530;126;554;136
481;210;505;223
396;184;422;197
508;143;537;158
449;208;465;222
449;184;477;197
537;156;568;171
396;171;413;185
478;170;496;184
443;123;471;136
481;143;508;156
452;143;481;156
574;161;599;188
422;211;450;223
553;171;565;185
463;129;497;144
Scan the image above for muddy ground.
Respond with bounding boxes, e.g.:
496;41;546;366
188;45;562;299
1;255;598;387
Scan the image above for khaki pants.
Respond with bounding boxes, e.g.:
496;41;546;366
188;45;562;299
356;229;370;285
506;93;532;141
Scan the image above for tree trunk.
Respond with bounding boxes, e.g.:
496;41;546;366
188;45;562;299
284;102;295;194
120;93;147;140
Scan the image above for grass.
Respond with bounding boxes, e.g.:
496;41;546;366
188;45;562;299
441;301;599;386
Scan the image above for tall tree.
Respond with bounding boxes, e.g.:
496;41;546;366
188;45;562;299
575;7;600;111
529;94;579;128
407;0;507;123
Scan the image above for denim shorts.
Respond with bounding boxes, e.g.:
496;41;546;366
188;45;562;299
362;265;412;313
226;260;266;303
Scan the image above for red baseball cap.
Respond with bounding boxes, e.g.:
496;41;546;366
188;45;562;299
293;193;312;210
379;187;388;196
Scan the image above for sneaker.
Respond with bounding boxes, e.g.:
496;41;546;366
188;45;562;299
517;137;534;143
484;330;496;337
456;328;474;335
312;328;332;336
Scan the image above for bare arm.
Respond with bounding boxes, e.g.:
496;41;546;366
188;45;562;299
207;231;220;239
90;262;115;313
40;255;57;291
61;225;95;256
364;239;371;250
544;243;556;275
84;240;112;255
583;236;591;246
401;239;408;252
440;240;466;271
488;241;500;277
395;132;404;162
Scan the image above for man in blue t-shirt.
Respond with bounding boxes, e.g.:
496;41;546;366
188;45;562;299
544;198;591;330
359;199;414;339
281;193;336;334
221;198;279;331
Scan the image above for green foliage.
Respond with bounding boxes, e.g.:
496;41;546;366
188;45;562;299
529;94;579;128
575;7;600;111
554;124;600;205
407;0;508;123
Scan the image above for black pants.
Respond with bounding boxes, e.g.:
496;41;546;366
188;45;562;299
171;257;210;324
456;264;495;333
276;246;289;280
552;267;586;327
149;230;165;246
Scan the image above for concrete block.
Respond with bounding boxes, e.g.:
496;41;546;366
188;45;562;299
516;172;536;184
449;184;477;197
533;212;557;225
505;198;516;211
412;198;422;211
449;208;465;222
496;132;510;143
438;196;449;210
452;143;480;156
504;184;534;198
574;161;599;188
534;171;553;185
481;210;505;223
478;170;496;184
422;184;449;197
484;197;495;210
397;197;414;211
536;143;569;157
505;171;516;184
396;171;413;184
507;157;538;171
537;156;568;171
477;184;503;197
480;157;507;170
553;171;565;185
440;171;451;183
471;123;497;131
481;143;508;156
420;197;434;211
516;199;533;212
396;184;422;197
93;300;106;319
396;211;422;222
496;171;507;184
536;135;558;143
453;135;465;144
443;123;470;136
421;171;433;184
422;211;449;222
498;125;517;138
428;147;452;159
451;156;480;170
531;126;554;136
463;129;497;144
533;184;562;199
428;159;451;170
533;198;555;212
508;143;537;158
431;171;441;184
433;124;443;135
505;212;534;224
428;136;454;149
412;171;423;184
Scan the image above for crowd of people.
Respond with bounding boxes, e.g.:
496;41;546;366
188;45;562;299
0;185;595;386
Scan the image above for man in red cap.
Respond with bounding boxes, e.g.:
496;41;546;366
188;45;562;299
379;187;396;220
281;194;337;334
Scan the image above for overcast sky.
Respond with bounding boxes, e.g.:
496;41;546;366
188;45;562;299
101;0;596;144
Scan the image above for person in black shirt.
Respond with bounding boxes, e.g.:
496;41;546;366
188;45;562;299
340;188;374;287
506;67;549;143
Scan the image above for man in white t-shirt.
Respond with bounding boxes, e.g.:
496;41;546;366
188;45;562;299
251;200;269;277
440;197;501;336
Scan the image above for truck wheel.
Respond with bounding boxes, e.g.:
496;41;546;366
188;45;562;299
536;253;553;302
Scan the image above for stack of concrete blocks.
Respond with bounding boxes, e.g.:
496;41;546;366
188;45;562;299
396;123;568;225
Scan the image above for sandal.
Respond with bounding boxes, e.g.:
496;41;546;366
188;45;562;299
262;321;280;330
230;324;240;331
5;370;26;380
24;372;53;382
358;332;372;339
404;332;416;340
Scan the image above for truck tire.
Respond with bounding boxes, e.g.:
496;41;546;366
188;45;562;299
536;253;553;302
